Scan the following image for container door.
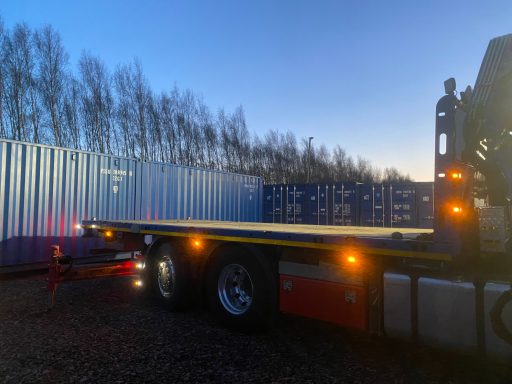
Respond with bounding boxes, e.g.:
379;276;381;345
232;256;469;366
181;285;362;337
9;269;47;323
416;182;434;228
332;183;358;226
306;184;328;225
360;184;385;227
273;185;284;223
359;185;374;227
389;183;417;228
263;185;274;223
286;185;306;224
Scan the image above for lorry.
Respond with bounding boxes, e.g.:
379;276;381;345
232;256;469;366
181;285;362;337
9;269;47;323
56;34;512;361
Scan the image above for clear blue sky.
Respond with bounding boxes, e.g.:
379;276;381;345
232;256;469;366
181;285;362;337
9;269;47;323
3;1;512;181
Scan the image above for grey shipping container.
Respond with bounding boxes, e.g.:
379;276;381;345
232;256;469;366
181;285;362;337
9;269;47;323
0;139;262;269
140;162;261;223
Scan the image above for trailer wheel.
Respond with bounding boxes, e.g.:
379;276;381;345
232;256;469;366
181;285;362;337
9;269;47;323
147;242;191;310
206;246;276;330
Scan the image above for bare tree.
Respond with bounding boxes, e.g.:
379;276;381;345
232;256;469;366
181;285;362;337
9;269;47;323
219;106;251;173
382;167;411;183
0;18;6;138
199;102;219;169
79;52;116;153
113;60;150;159
63;74;82;149
147;92;165;162
2;23;37;142
157;91;177;163
33;25;68;146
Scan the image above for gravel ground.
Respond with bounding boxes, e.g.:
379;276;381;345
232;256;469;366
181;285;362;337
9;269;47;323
0;275;511;384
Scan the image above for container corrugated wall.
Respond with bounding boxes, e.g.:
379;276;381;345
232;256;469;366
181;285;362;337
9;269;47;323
0;141;140;267
0;139;262;268
263;182;434;228
139;163;261;222
0;141;140;238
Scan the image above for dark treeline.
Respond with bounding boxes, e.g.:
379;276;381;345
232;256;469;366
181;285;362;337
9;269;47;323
0;20;411;184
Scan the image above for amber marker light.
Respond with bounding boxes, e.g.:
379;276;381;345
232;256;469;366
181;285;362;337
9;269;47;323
192;239;202;249
104;230;113;238
450;172;462;180
451;206;462;214
134;280;143;288
347;255;357;264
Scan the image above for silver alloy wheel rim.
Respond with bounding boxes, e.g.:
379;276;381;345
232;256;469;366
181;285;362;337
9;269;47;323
218;263;254;315
157;256;176;298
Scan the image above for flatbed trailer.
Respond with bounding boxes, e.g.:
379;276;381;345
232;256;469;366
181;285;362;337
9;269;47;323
76;217;511;363
81;218;450;332
84;219;448;260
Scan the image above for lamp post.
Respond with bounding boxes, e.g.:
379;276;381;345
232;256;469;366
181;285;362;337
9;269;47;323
307;136;314;183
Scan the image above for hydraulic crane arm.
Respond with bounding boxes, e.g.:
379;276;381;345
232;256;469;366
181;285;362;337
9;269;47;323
462;34;512;205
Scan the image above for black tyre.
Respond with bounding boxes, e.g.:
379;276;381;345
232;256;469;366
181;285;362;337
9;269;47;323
206;246;277;330
146;242;192;310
